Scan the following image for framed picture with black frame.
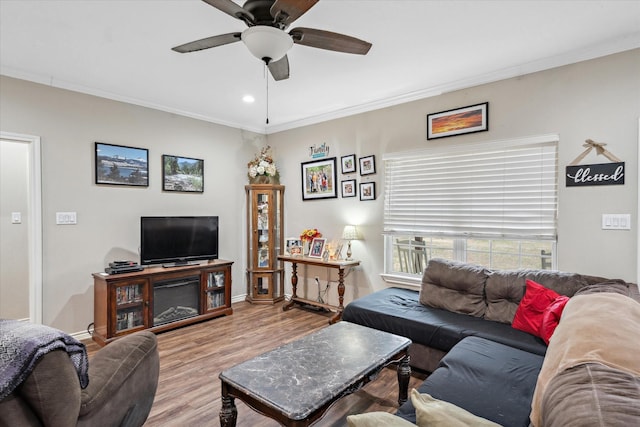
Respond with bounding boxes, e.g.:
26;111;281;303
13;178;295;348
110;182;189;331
341;179;357;198
301;157;337;200
95;142;149;187
341;154;356;174
162;154;204;193
426;102;489;140
360;182;376;201
359;155;376;176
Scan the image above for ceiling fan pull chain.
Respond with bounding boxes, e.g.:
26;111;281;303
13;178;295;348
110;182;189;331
266;64;270;125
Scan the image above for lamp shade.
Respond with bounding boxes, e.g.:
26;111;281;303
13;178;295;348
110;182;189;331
342;225;362;241
241;26;293;63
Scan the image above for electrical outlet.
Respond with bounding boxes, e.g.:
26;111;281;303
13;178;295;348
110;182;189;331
314;276;320;285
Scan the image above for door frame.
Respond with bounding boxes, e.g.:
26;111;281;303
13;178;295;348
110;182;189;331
1;131;42;324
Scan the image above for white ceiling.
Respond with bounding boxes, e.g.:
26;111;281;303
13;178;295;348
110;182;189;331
1;0;639;134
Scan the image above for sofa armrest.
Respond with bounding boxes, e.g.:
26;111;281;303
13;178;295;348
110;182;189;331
79;331;159;427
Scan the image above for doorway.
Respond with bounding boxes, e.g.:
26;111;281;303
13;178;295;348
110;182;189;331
0;132;42;323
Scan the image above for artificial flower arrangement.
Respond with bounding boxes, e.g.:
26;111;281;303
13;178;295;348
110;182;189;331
247;145;279;183
300;228;322;242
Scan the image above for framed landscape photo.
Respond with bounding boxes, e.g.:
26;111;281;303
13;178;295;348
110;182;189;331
360;182;376;201
163;155;204;193
301;157;337;201
309;238;326;258
359;155;376;176
341;179;357;198
427;102;489;140
341;154;356;174
95;142;149;187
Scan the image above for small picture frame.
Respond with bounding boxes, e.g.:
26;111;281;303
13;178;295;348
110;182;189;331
285;238;303;256
341;179;357;198
309;238;326;258
163;154;204;192
341;154;356;174
360;182;376;201
359;155;376;176
332;243;344;260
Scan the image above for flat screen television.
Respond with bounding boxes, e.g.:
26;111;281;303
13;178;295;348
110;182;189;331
140;216;219;266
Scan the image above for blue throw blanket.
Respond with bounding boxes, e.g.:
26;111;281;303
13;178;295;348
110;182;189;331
0;319;89;400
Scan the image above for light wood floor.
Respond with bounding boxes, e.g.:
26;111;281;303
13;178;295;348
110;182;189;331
86;301;426;426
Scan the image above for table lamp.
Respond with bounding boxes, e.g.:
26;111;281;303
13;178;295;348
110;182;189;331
342;225;362;261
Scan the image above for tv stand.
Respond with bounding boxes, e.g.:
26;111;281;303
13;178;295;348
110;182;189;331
161;260;199;268
92;259;233;346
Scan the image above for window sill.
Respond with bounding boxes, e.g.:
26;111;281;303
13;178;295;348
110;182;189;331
380;273;421;289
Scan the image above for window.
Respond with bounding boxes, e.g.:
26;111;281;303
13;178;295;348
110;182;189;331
383;135;558;284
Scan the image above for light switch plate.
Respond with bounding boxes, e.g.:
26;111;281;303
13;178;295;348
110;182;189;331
56;212;77;225
602;214;631;230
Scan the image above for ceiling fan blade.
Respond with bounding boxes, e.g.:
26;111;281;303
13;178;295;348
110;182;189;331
268;55;290;81
172;33;242;53
289;27;372;55
201;0;255;24
270;0;319;28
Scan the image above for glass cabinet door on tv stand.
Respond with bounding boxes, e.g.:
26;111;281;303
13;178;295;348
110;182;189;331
112;278;149;336
245;184;285;304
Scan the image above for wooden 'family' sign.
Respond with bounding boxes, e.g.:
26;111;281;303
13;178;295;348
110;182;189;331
565;139;624;187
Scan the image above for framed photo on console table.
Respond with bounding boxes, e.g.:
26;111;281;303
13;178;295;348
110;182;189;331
162;154;204;193
301;157;337;201
95;142;149;187
309;238;326;258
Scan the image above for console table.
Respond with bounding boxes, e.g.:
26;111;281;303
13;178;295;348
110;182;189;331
278;255;360;324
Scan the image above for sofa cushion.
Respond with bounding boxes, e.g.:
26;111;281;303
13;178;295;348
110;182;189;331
342;287;547;355
420;259;488;317
511;279;569;344
396;336;544;427
530;292;640;427
410;389;501;427
484;269;587;324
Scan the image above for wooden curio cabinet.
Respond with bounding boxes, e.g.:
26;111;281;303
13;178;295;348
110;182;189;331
245;184;285;304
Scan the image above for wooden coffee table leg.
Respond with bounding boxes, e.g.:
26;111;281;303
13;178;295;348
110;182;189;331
283;262;298;311
219;383;237;427
397;355;411;405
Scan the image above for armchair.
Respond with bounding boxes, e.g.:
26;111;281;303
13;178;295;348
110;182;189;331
0;330;159;427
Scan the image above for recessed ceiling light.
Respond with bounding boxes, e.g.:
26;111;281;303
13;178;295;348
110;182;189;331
243;95;255;103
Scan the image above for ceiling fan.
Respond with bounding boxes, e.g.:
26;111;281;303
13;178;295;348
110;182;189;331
172;0;372;81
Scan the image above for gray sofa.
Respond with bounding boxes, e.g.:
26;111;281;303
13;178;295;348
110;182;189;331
343;258;640;426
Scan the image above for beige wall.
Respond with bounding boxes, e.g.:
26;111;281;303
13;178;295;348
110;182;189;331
0;75;266;333
0;48;638;335
0;140;30;319
268;49;639;305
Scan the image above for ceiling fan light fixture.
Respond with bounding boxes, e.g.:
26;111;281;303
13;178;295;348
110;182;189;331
241;25;293;63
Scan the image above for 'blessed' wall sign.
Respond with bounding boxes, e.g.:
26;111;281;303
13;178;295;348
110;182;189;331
565;162;625;187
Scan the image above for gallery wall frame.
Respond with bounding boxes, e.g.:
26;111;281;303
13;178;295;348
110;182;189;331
341;154;356;174
301;157;337;200
162;154;204;193
427;102;489;140
359;155;376;176
360;182;376;201
341;179;357;198
95;142;149;187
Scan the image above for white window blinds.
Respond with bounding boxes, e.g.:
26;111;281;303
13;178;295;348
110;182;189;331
383;135;558;240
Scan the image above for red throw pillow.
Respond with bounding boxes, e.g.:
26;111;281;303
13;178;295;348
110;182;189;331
539;295;570;344
512;279;565;342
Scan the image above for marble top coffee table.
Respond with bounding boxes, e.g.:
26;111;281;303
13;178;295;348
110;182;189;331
219;321;412;427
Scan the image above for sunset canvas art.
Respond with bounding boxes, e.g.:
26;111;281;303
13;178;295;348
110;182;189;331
427;102;488;139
